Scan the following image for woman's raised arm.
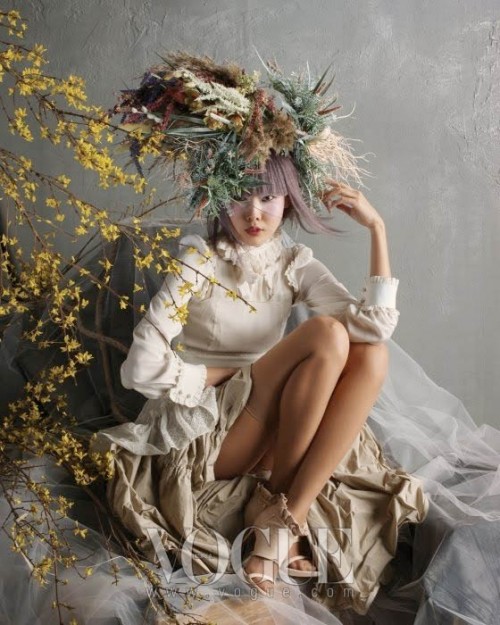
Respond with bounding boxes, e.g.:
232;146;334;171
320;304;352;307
286;179;400;344
322;180;393;278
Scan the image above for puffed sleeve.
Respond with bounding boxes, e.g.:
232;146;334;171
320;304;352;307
285;244;400;343
120;234;215;407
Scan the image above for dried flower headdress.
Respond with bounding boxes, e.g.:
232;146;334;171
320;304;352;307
112;52;368;219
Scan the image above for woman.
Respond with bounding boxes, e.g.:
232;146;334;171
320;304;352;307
95;151;428;612
211;158;399;591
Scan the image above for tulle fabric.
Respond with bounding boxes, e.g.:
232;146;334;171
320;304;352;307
2;337;499;624
1;220;499;624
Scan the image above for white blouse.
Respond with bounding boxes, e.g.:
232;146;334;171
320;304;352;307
120;229;400;408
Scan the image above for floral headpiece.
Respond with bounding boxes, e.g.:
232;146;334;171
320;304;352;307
112;52;367;219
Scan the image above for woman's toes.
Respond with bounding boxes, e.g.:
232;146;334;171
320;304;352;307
287;538;316;572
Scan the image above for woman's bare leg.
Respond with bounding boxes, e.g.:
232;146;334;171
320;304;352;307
285;342;389;523
213;316;350;589
213;316;389;590
213;316;349;480
247;342;388;493
243;341;389;589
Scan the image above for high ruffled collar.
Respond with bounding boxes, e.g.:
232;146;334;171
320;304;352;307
215;230;284;299
215;229;283;270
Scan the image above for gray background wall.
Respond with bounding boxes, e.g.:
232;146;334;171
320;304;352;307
3;1;499;426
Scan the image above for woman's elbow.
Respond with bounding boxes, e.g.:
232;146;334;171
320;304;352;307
120;355;153;390
120;359;138;390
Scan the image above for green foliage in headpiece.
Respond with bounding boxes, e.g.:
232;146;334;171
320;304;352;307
113;53;364;219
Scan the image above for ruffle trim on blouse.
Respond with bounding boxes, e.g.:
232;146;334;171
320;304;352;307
284;244;314;292
167;359;208;408
215;230;283;269
93;383;219;457
214;231;285;300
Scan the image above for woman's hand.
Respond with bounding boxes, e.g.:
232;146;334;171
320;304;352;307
205;367;239;388
321;179;384;230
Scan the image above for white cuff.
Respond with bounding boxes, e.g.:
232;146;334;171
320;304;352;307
167;361;208;408
362;276;399;308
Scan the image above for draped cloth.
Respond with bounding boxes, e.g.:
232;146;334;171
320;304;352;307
93;361;428;615
3;338;499;625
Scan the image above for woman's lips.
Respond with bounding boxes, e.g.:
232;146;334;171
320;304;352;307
246;227;262;235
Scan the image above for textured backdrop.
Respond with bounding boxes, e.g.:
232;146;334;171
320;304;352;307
2;0;499;426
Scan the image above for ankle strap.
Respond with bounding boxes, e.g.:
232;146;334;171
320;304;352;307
274;493;309;537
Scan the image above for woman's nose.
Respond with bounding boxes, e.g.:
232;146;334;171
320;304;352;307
244;196;262;217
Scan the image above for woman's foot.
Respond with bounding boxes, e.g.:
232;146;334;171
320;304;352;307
244;537;316;592
243;487;317;594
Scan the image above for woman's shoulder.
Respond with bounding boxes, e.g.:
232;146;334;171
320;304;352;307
283;242;315;291
176;234;216;278
178;232;211;255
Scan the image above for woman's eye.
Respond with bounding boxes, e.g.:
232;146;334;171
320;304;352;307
262;195;276;202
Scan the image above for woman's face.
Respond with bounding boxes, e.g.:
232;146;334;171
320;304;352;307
228;192;288;246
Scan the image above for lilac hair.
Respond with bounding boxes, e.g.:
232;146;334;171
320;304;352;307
206;150;345;248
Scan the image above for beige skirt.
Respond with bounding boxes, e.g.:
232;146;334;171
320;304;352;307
99;365;428;615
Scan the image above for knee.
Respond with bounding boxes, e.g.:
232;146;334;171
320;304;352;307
345;342;389;384
302;315;350;363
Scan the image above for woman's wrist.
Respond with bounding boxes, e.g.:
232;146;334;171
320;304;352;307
369;219;391;277
368;218;385;232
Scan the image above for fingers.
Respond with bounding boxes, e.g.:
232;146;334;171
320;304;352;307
329;182;358;197
322;183;359;212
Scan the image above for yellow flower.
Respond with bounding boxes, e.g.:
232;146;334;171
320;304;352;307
73;524;88;538
75;352;93;365
161;226;181;239
7;10;21;26
133;176;147;193
99;222;120;241
26;43;47;68
61;336;81;353
169;303;190;325
177;281;194;297
45;197;60;208
119;296;129;310
10;107;33;142
56;174;71;188
19;156;32;169
225;289;239;301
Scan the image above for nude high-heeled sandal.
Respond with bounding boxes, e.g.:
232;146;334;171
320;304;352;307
242;493;318;594
244;483;318;579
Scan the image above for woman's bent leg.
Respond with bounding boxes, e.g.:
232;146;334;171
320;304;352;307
212;405;273;480
243;341;389;589
213;316;350;480
286;342;389;523
214;317;351;589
